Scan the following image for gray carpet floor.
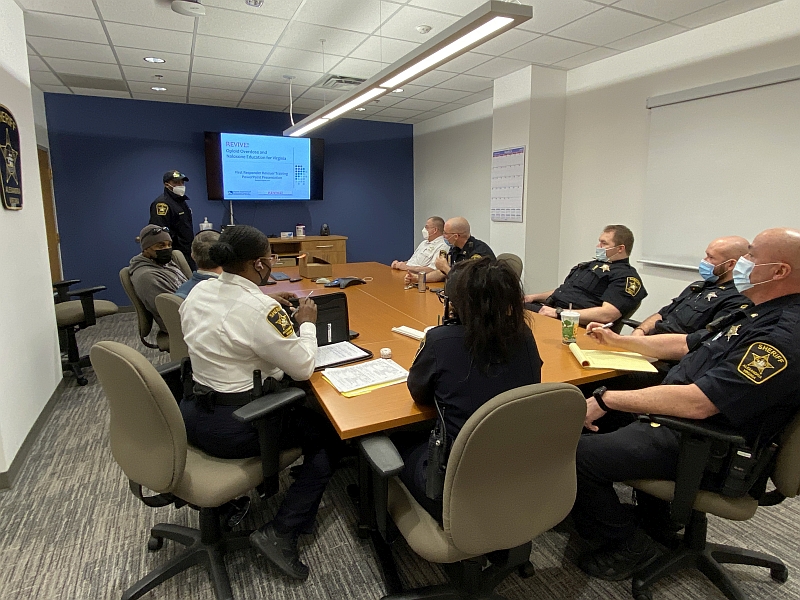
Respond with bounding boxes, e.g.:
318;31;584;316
1;312;798;600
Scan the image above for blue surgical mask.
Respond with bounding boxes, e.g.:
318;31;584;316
595;246;616;262
733;257;784;293
698;259;719;283
443;236;453;248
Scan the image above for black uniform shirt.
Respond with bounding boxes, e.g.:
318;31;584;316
407;324;542;441
653;280;752;335
548;258;646;316
663;293;800;445
150;187;194;263
446;236;495;268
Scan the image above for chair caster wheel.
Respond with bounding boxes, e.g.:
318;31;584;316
517;561;535;578
771;565;789;583
147;536;164;552
77;377;88;386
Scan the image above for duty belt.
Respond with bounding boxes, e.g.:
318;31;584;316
193;383;252;406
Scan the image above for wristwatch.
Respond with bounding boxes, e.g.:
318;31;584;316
592;386;609;411
555;307;564;317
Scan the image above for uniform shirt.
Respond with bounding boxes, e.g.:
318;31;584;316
149;187;195;268
653;280;752;335
407;324;542;441
407;236;448;269
179;272;317;393
446;236;495;269
663;293;800;446
548;258;646;317
174;270;218;299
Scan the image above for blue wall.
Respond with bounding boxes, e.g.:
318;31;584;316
44;94;414;305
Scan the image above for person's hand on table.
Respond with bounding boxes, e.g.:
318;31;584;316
585;322;620;345
523;293;536;303
538;305;558;318
434;254;449;273
584;395;607;432
391;260;406;270
404;271;418;285
269;291;297;307
293;297;317;324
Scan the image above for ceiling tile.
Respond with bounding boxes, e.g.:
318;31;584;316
95;0;194;32
363;115;403;122
30;71;63;86
128;81;186;96
27;55;51;72
46;57;122;79
115;47;192;71
295;0;401;34
122;65;189;85
391;97;444;111
607;22;687;51
437;51;492;73
553;46;620;69
192;56;262;79
552;6;660;46
375;106;423;118
279;21;369;55
410;69;456;87
407;0;485;16
244;90;292;104
299;87;346;101
519;0;603;34
349;36;419;63
614;0;723;22
27;37;116;63
256;66;321;86
674;0;779;29
189;87;245;101
132;92;186;103
18;0;96;18
267;47;343;73
506;35;594;64
463;88;493;102
201;0;303;19
383;84;427;98
190;73;253;91
332;57;384;79
289;98;327;111
197;6;288;45
464;56;531;78
439;73;493;92
71;88;131;98
193;36;272;64
471;28;539;56
240;102;288;112
249;81;294;95
106;22;194;54
24;12;107;44
378;5;460;42
411;87;471;102
35;84;72;93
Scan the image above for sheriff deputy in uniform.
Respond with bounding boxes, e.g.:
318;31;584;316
632;236;752;336
571;227;800;581
150;170;196;270
404;216;495;286
524;224;646;326
179;225;341;582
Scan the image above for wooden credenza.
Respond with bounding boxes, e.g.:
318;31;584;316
267;235;347;264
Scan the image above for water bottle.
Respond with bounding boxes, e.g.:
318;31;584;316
199;217;213;231
418;271;426;293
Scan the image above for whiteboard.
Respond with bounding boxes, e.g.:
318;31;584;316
641;78;800;268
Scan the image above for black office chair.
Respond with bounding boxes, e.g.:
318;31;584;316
612;301;642;333
53;279;118;385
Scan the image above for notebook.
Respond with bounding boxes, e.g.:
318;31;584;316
568;343;658;373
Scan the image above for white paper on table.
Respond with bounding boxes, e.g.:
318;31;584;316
322;359;409;394
315;341;370;369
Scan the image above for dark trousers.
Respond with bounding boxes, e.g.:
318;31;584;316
391;430;444;523
571;421;681;545
181;399;342;534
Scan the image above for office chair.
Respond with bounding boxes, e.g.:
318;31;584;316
53;279;118;385
359;382;586;599
155;293;188;361
612;301;642;334
626;412;800;600
496;253;523;279
91;341;304;600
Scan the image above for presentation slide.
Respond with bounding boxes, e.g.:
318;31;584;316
220;133;311;200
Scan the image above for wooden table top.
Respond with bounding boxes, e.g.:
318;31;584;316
263;262;620;439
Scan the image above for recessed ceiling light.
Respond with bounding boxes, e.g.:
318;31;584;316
392;88;403;93
355;107;366;111
151;86;167;92
144;57;165;64
245;0;264;6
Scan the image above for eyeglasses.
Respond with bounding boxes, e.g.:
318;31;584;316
263;254;278;266
141;226;169;240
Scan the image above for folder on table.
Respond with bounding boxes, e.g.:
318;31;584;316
568;343;658;373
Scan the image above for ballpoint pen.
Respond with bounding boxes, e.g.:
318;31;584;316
586;322;615;335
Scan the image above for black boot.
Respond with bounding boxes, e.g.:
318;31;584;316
250;522;309;580
576;528;661;581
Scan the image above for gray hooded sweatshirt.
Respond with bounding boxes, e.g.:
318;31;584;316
129;254;188;332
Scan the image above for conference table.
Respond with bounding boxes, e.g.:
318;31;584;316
262;261;622;441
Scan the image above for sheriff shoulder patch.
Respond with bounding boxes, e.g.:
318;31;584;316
470;254;482;260
156;202;169;216
412;336;426;363
625;277;642;297
267;306;294;338
737;342;787;384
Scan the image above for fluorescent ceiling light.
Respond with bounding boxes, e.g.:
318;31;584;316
283;1;531;137
144;57;165;63
151;86;167;91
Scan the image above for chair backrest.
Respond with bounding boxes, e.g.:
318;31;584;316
90;341;187;493
496;253;523;279
442;382;586;556
772;410;800;498
612;300;643;334
156;293;188;361
119;266;155;339
172;249;193;279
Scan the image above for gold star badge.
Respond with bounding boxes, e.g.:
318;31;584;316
725;324;741;341
747;353;774;376
705;292;717;301
601;264;610;272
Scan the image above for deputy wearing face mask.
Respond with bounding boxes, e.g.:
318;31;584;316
129;224;188;333
150;170;196;270
390;216;448;274
524;225;646;326
630;236;753;337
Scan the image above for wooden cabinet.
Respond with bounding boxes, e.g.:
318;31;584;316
267;235;347;264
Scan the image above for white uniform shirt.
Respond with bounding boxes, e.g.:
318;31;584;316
179;272;317;393
406;236;448;269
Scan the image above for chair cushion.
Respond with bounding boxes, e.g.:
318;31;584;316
387;478;475;564
156;331;170;352
627;479;759;522
55;299;119;327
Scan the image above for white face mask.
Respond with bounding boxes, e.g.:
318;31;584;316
172;185;186;197
421;227;429;242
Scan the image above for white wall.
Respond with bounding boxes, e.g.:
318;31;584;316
30;85;49;149
0;0;62;473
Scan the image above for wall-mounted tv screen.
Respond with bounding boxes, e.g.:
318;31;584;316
204;132;324;201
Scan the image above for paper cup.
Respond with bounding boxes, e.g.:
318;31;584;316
560;310;580;344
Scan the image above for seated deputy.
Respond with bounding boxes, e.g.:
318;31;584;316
391;216;448;273
570;227;800;582
524;224;646;326
179;225;341;582
174;230;222;299
393;257;543;522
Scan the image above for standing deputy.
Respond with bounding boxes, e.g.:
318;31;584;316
524;225;646;326
150;170;196;270
571;227;800;581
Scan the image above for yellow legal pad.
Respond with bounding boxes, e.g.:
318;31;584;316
568;343;658;373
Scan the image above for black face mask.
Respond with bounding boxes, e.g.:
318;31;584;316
254;261;271;286
153;248;173;265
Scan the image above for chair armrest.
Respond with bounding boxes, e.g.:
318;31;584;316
639;414;746;446
67;286;107;326
68;285;107;298
156;360;184;402
232;388;306;423
53;279;80;302
358;434;404;478
621;318;642;329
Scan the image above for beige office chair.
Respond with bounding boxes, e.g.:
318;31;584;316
360;382;587;599
626;412;800;600
91;341;303;600
496;253;523;279
155;293;188;361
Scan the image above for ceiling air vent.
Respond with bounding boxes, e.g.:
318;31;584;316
315;75;367;91
58;74;128;92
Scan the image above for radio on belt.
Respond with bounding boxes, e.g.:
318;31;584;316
380;348;392;359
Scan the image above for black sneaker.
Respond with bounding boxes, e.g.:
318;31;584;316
250;522;309;581
576;529;661;581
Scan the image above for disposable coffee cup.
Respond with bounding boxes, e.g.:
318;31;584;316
560;310;580;344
